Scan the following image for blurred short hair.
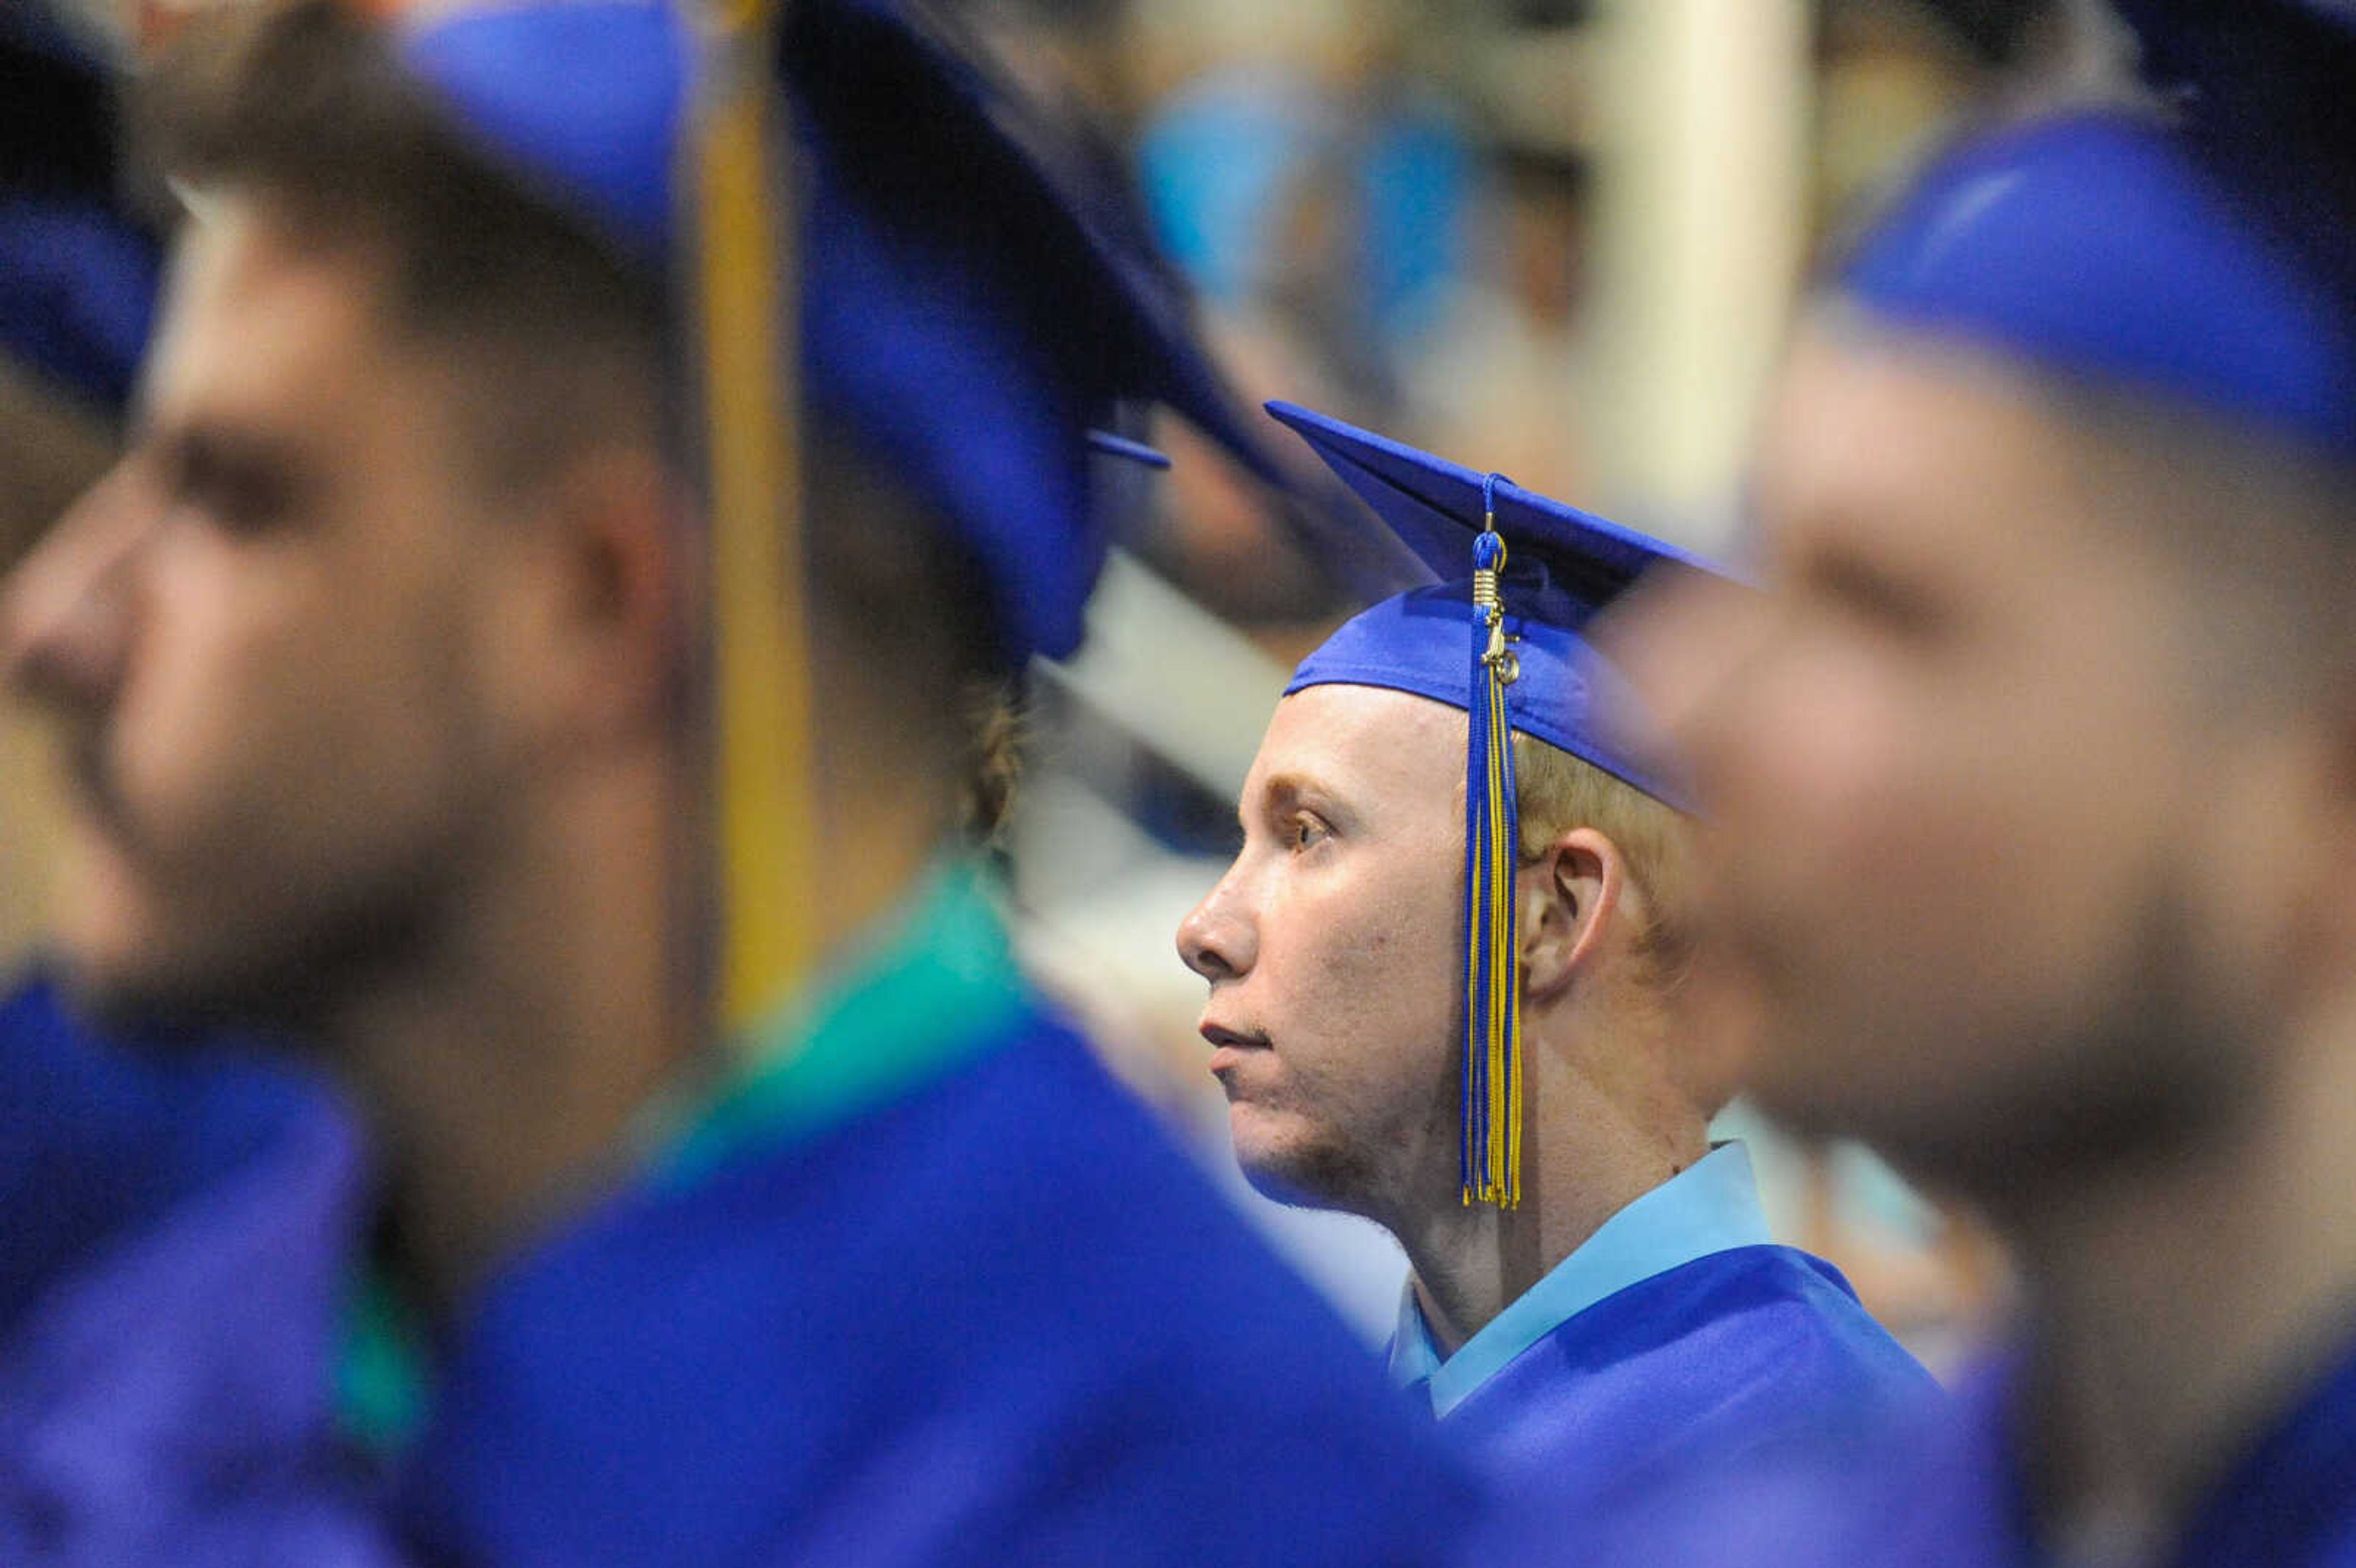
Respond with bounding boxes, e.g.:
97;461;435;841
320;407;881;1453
134;0;669;493
135;0;1021;839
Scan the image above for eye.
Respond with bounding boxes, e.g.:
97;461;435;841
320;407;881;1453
1286;813;1331;853
163;429;301;539
1808;547;1949;644
194;461;296;538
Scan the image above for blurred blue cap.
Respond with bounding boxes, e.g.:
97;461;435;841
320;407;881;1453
0;12;159;415
1268;400;1724;810
394;0;1276;664
1839;2;2356;460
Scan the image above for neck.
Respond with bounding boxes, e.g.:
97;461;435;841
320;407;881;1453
2005;996;2356;1545
1396;1004;1707;1356
320;710;955;1315
320;752;694;1314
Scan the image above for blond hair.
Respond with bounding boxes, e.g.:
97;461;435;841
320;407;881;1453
1512;732;1692;991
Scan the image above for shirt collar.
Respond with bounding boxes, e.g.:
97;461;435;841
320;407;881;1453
1388;1140;1774;1416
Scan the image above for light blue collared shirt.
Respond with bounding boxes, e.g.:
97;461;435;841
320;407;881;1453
1388;1141;1773;1418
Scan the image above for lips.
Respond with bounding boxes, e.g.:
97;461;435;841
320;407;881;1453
1199;1020;1271;1078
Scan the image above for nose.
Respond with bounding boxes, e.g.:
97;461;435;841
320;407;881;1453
1176;864;1256;985
2;464;147;717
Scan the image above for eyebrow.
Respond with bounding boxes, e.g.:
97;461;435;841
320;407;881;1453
1243;771;1345;832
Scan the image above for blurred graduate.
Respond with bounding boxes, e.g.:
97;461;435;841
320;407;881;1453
1176;403;1933;1510
1599;1;2356;1562
0;1;1479;1562
1;21;398;1561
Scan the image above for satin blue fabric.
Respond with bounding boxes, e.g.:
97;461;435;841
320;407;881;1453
1842;110;2355;460
1;983;1480;1567
0;980;399;1567
1382;1145;1935;1511
1388;1143;1775;1417
1602;1339;2356;1568
397;1007;1478;1568
1433;1243;1937;1510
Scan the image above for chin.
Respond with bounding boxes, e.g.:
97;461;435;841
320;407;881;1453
1744;1030;1906;1140
47;902;163;1020
1228;1104;1369;1214
49;956;199;1039
1749;1054;1998;1197
50;933;220;1034
49;907;300;1040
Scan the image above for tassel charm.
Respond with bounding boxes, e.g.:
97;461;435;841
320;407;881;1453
1461;479;1523;1209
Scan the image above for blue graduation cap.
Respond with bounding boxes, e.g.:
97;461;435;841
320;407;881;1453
395;0;1276;666
1267;399;1730;1209
366;0;1276;1028
1837;2;2356;461
0;12;158;416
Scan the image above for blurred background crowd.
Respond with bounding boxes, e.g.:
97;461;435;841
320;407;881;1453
1;0;2024;1369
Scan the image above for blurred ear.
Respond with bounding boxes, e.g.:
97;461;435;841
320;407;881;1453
496;445;688;751
2198;685;2356;1015
1519;826;1628;1004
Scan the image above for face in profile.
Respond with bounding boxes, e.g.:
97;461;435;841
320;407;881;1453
1618;320;2271;1188
1177;683;1466;1220
1;196;529;1029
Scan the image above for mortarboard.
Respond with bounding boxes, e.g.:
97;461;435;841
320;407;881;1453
1267;399;1731;1209
0;13;158;417
360;0;1277;1029
1836;2;2356;462
395;0;1278;666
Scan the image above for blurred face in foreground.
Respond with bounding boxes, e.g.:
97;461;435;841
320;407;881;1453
1;198;528;1028
1177;683;1466;1219
1619;318;2331;1193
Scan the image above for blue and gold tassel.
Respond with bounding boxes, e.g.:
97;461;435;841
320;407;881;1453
1461;475;1523;1208
685;0;819;1036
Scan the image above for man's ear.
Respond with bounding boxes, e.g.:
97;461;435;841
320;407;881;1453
1519;826;1626;1004
495;446;688;752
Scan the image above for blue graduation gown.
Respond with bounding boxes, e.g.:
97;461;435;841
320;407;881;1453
0;978;402;1566
1390;1145;1938;1508
393;867;1477;1567
396;1009;1475;1567
0;872;1473;1565
1613;1337;2356;1568
1441;1243;1936;1503
0;975;318;1340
